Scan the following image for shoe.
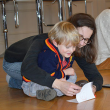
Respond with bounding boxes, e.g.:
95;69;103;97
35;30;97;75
36;89;57;101
75;80;88;87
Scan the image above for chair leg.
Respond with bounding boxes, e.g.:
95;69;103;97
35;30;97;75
1;0;8;49
68;0;72;17
58;0;63;21
85;0;87;13
35;0;43;34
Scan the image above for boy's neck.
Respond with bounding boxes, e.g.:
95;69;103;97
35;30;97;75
62;57;67;67
63;57;65;61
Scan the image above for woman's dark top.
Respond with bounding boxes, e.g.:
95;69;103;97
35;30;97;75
4;33;103;91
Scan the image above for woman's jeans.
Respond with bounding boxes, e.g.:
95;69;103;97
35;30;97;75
3;59;22;89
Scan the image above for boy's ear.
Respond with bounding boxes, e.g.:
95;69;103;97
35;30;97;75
52;40;58;47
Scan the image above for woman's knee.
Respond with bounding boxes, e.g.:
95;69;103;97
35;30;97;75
3;59;22;80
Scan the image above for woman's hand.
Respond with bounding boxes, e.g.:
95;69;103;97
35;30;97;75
52;78;81;96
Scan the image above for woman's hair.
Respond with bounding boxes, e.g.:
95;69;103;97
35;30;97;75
48;21;79;46
67;13;97;63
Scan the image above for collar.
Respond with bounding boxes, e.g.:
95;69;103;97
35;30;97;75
45;38;72;69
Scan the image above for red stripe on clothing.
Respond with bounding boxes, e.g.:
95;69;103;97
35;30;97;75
22;76;31;82
45;38;64;78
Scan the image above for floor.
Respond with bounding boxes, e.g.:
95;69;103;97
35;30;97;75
0;57;110;110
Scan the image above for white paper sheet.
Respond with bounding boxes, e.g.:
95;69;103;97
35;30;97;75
67;82;95;103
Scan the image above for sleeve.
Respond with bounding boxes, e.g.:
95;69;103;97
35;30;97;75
38;52;65;79
70;56;74;67
4;35;35;62
74;56;103;91
21;38;56;88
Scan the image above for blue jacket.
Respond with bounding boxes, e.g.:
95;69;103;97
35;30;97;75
38;38;74;79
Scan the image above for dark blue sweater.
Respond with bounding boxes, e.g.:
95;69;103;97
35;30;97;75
38;38;74;79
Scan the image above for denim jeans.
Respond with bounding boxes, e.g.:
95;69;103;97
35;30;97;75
3;59;22;89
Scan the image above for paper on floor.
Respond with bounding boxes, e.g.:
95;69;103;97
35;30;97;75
67;82;95;103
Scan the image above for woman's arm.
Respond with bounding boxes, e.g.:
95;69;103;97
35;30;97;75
52;78;81;96
21;34;56;88
74;56;103;91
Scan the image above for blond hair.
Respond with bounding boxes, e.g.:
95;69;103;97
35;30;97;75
48;21;79;46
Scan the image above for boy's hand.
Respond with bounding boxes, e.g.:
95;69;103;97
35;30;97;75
63;67;75;76
92;85;96;94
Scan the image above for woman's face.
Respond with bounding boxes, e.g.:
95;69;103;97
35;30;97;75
77;26;93;48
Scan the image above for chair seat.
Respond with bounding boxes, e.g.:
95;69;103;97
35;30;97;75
0;0;10;2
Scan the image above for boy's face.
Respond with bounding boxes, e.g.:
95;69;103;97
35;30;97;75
56;43;76;59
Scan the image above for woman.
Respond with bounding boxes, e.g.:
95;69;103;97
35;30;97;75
3;13;103;97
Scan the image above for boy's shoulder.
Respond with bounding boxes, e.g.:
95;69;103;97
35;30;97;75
40;49;58;59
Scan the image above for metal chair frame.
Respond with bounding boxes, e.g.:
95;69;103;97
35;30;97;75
36;0;87;34
0;0;87;50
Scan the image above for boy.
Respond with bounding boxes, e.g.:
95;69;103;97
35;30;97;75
22;21;79;101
